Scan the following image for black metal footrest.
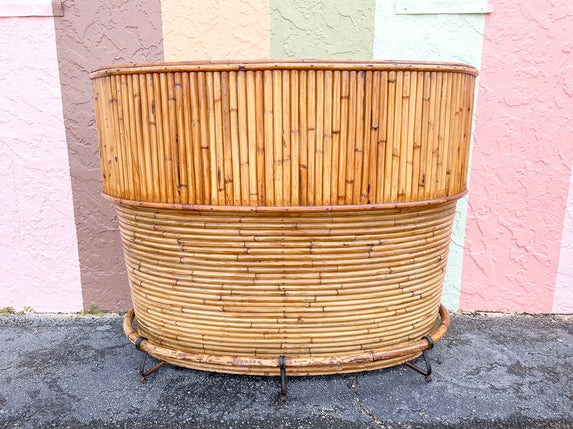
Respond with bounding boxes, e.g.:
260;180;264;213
279;355;287;402
404;335;434;382
135;337;166;383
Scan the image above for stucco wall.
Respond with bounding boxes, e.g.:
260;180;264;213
461;0;573;312
162;0;270;62
54;0;164;311
554;170;573;312
0;13;82;312
372;0;486;311
1;0;571;314
271;0;375;59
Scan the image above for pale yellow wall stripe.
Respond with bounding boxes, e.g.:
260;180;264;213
161;0;270;61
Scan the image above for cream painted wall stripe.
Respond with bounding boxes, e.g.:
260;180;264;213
161;0;270;61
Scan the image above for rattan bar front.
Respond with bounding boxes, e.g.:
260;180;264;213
91;60;477;376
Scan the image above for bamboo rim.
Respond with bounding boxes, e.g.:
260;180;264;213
103;188;467;213
123;304;449;375
90;60;479;79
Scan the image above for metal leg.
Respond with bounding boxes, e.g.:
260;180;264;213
135;336;166;383
279;355;287;402
404;335;434;382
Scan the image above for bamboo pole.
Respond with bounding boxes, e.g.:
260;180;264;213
290;70;300;206
299;70;309;206
337;71;349;205
447;73;462;196
131;74;147;201
417;72;430;201
237;71;250;206
282;70;292;206
353;71;365;205
255;71;265;205
436;73;452;198
221;72;234;205
307;70;316;205
323;70;333;205
147;74;163;200
360;71;373;205
180;72;196;204
375;71;388;204
404;71;418;202
330;71;342;205
92;79;107;191
197;72;213;204
272;70;284;206
119;75;137;200
315;70;325;205
159;74;174;202
426;72;440;200
245;71;259;205
384;71;396;203
345;71;357;204
398;71;410;203
188;72;204;204
126;75;142;201
228;72;242;205
138;74;153;202
103;77;121;196
212;72;226;204
174;72;190;203
461;75;476;191
367;71;380;204
263;70;275;205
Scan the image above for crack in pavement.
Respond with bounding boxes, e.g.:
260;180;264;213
349;375;388;428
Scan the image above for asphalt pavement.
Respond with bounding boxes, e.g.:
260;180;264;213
0;312;571;428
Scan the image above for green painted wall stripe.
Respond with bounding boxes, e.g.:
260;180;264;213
373;0;487;311
270;0;376;59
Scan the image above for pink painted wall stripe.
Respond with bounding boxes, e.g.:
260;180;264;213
0;13;82;312
461;0;573;312
554;167;573;313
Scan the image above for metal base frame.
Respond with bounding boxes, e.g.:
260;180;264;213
127;311;447;400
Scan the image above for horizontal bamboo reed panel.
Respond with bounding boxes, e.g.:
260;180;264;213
124;304;450;376
92;61;477;207
116;200;456;375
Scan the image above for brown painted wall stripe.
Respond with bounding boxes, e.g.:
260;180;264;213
54;0;164;310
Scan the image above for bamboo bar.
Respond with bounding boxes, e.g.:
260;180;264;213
91;60;477;376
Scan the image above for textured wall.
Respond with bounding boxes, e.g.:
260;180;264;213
3;0;570;314
554;169;573;312
461;0;573;312
271;0;375;59
54;0;164;311
162;0;270;61
0;14;82;312
372;1;486;311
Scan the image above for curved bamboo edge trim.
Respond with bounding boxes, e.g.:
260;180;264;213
105;189;467;213
90;59;479;79
123;304;450;371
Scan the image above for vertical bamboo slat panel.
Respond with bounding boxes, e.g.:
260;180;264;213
91;61;477;376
